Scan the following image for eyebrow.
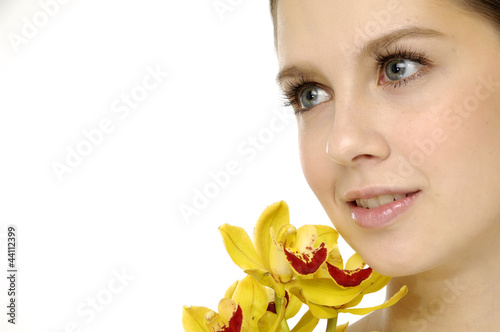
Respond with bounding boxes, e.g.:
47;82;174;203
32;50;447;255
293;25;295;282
276;27;445;86
275;66;317;87
360;27;444;59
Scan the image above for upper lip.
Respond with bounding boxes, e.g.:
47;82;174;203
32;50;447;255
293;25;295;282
343;186;420;202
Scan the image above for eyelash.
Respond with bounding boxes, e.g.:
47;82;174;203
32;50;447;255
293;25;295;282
281;46;432;113
281;75;315;111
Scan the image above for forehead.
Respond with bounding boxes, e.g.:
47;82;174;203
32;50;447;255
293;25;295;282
275;0;458;66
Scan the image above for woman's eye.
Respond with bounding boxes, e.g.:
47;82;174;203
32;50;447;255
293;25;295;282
383;58;423;82
299;86;331;109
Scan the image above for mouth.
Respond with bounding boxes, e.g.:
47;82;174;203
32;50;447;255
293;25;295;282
352;192;417;209
345;190;421;229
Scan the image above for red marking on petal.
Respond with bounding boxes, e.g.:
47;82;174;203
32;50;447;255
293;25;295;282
220;305;243;332
284;242;327;275
266;302;276;314
326;263;372;287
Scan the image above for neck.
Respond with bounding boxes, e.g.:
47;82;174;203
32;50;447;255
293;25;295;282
381;229;500;331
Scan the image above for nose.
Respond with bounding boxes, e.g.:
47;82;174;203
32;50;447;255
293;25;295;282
326;100;391;166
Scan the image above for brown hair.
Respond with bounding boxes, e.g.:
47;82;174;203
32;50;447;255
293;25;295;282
269;0;500;41
270;0;278;43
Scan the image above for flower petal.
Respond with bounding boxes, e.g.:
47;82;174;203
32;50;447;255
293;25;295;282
287;278;362;307
285;242;328;275
337;271;391;310
244;269;286;298
269;230;294;283
218;298;238;323
313;225;339;251
338;292;364;309
276;224;297;247
327;246;344;270
313;263;332;279
224;280;239;299
306;302;338;319
219;224;266;271
219;305;243;332
253;201;290;270
295;225;318;252
290;310;319;332
205;310;227;331
345;253;366;270
182;305;211;332
231;275;269;331
285;293;303;320
358;271;391;295
258;311;277;331
327;263;373;287
338;285;408;315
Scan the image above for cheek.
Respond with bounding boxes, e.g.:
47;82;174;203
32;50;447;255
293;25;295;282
369;87;500;275
430;90;500;219
297;118;335;197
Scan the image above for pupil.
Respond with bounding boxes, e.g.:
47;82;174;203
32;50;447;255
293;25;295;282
307;89;317;101
389;60;406;79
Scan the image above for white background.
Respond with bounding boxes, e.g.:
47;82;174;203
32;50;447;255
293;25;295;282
0;1;381;331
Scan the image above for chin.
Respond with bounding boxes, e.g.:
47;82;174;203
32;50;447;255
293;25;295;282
359;245;443;278
340;233;435;278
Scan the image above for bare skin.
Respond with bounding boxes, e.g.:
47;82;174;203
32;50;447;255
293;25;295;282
275;0;500;330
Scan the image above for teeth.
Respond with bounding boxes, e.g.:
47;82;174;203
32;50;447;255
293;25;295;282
355;193;409;209
377;194;395;206
366;197;380;209
356;199;369;208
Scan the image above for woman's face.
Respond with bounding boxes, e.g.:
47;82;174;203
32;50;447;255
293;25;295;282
276;0;500;276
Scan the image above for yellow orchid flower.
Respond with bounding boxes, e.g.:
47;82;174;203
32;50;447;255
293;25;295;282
185;200;408;332
183;275;276;332
289;251;408;320
183;275;310;332
259;288;317;332
219;201;339;297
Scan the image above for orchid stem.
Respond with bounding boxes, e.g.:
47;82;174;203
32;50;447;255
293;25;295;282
326;316;338;332
275;295;291;332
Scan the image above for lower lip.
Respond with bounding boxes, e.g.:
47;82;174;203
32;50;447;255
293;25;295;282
348;191;421;229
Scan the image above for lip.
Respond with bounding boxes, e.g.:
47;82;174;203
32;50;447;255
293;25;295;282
345;189;421;229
